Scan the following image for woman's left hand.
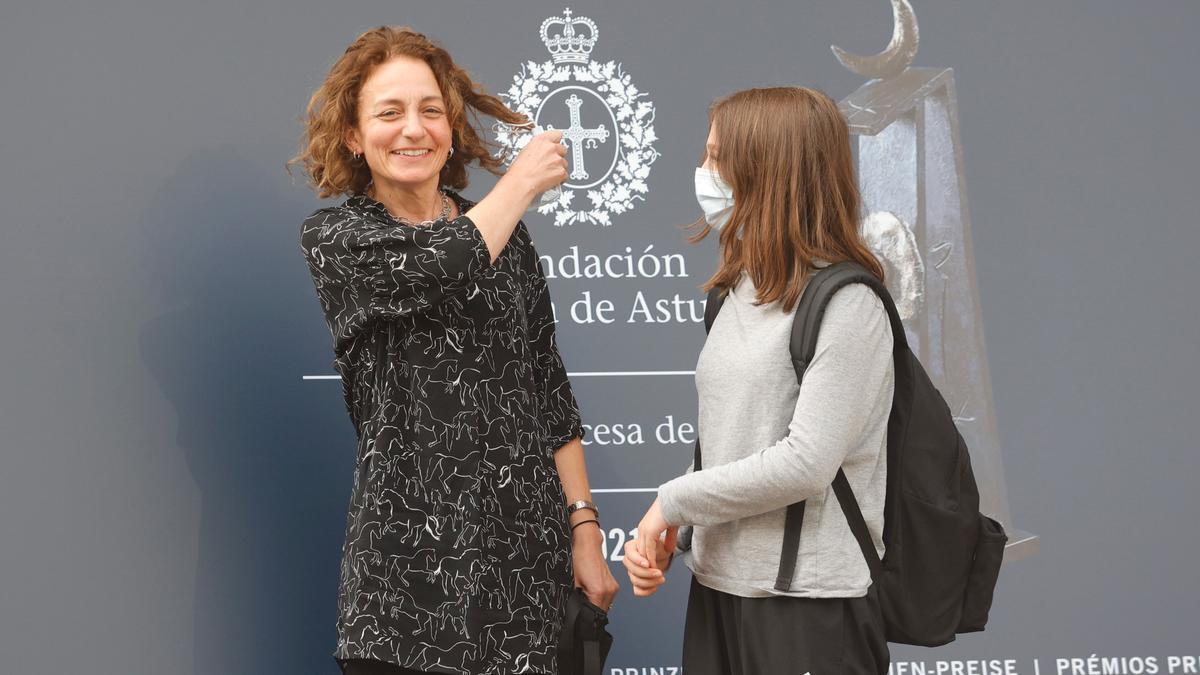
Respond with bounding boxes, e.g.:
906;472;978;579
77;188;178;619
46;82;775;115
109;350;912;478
572;522;620;611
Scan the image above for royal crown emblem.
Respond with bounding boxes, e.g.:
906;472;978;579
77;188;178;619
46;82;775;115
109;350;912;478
540;9;597;64
495;8;659;226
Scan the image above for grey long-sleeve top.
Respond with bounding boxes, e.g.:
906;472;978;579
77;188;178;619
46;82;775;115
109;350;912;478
658;272;894;598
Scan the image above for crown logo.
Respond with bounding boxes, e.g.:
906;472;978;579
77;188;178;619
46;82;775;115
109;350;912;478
539;8;597;64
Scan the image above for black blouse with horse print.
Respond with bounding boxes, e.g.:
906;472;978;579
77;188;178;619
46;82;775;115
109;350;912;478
301;191;583;675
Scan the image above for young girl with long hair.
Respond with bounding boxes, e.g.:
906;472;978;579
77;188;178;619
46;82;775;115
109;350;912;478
624;87;893;675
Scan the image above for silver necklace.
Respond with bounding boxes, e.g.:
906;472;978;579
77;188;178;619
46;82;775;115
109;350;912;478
391;191;452;227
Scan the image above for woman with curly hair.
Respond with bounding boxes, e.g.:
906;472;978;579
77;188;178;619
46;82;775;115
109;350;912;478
294;26;618;675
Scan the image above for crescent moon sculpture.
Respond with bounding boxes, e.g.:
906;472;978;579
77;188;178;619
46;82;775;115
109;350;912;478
831;0;919;80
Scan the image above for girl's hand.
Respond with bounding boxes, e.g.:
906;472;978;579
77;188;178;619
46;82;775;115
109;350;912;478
622;533;676;597
572;522;620;611
624;497;678;597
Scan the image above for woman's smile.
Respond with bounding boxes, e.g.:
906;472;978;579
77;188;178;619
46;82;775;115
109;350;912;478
389;148;434;159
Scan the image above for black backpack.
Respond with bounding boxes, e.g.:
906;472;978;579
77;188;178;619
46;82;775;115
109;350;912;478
688;261;1007;647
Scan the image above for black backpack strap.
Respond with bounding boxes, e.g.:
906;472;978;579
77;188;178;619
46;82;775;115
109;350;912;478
692;287;725;472
704;287;724;334
774;262;899;591
679;286;727;554
811;264;913;577
832;469;884;579
773;503;807;590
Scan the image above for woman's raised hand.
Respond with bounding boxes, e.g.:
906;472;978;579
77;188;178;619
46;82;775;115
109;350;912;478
501;130;568;203
467;129;568;261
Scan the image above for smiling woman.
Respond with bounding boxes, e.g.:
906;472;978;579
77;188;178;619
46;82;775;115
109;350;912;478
292;26;618;675
348;57;456;197
294;27;522;202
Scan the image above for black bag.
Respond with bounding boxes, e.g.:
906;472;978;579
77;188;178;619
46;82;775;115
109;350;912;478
693;261;1007;647
557;587;613;675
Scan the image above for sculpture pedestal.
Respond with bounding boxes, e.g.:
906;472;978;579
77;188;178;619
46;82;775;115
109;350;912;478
842;68;1038;561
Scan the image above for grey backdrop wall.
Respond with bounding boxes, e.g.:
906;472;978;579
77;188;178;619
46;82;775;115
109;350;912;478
2;1;1198;674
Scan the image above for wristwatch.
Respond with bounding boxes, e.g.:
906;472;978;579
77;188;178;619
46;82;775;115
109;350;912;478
566;499;599;518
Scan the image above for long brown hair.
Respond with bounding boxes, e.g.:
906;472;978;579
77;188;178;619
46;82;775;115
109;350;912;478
692;87;883;312
292;26;526;198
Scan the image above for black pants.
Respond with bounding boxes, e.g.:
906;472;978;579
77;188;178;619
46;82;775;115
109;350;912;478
340;658;428;675
682;578;890;675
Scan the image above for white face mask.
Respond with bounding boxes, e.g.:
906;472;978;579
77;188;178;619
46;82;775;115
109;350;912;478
694;167;734;230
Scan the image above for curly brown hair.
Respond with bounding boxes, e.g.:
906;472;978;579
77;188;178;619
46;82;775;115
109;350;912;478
292;26;527;198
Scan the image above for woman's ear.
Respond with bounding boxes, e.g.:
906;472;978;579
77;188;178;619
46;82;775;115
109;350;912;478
344;127;362;156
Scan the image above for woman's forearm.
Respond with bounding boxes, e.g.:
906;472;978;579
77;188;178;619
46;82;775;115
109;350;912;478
465;131;566;262
464;177;535;262
553;437;598;528
556;436;620;605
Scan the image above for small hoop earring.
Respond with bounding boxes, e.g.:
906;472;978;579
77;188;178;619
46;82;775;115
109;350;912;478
448;146;455;158
352;151;361;160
